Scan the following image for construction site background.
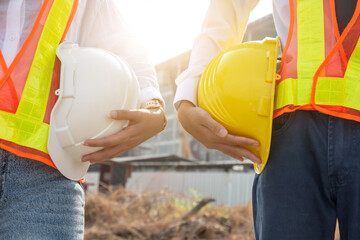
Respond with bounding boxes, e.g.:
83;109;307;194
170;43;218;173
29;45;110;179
83;15;340;240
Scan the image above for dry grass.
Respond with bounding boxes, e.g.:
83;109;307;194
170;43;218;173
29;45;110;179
84;188;254;240
84;188;341;240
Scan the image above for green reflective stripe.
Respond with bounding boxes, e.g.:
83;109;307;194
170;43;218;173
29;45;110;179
275;78;313;109
0;112;49;153
275;77;360;111
0;0;74;153
315;77;345;106
343;37;360;110
297;0;325;79
17;0;74;121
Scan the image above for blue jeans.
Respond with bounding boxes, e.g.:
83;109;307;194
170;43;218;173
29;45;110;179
253;110;360;240
0;149;85;240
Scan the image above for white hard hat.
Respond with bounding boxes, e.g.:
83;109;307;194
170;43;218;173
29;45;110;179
48;42;140;180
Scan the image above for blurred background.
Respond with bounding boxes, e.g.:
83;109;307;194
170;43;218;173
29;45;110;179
116;0;273;64
84;1;281;239
85;0;276;204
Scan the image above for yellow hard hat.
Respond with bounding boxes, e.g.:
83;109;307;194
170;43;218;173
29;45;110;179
198;37;280;174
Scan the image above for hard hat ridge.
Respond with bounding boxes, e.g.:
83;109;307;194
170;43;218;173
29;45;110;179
198;37;280;174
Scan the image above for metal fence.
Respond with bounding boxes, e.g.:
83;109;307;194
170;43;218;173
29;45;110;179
126;170;255;206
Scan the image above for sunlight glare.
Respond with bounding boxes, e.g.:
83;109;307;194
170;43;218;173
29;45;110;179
116;0;273;64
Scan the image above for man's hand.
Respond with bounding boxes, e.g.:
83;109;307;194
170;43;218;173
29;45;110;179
81;108;166;164
177;101;261;164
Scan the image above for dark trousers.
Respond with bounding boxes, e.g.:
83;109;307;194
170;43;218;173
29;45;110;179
253;110;360;240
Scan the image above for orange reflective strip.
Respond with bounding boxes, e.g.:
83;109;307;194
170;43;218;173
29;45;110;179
6;79;19;110
311;0;360;104
279;0;295;75
1;141;84;182
0;51;7;71
273;104;313;118
0;0;49;90
274;103;360;122
60;0;78;43
0;51;19;108
330;0;340;39
0;143;56;168
312;104;360;122
330;0;348;66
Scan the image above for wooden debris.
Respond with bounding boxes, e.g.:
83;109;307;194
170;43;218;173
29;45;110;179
84;188;255;240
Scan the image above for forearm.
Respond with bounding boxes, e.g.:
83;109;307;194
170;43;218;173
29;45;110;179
174;0;258;108
67;0;164;107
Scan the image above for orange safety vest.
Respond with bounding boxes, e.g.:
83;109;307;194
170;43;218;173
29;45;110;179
274;0;360;122
0;0;78;168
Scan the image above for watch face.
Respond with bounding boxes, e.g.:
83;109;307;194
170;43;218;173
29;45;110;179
143;100;163;109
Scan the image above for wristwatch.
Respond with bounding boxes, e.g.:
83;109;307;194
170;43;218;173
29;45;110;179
141;99;167;130
141;99;164;110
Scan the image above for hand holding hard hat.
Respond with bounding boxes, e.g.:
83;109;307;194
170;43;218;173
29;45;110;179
81;107;165;164
177;101;261;163
48;42;166;180
197;37;280;174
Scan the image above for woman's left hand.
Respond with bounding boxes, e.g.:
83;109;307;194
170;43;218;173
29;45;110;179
81;108;166;164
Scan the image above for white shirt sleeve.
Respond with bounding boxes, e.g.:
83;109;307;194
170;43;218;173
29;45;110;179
66;0;163;106
173;0;259;108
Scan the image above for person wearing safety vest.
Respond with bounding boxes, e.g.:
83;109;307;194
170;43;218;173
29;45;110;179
175;0;360;239
0;0;165;239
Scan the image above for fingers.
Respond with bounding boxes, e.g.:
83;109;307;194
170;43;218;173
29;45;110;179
82;130;142;163
220;134;259;146
192;121;259;148
82;144;133;163
177;102;261;162
82;148;112;164
83;126;135;148
109;109;144;121
84;103;261;164
197;110;259;146
82;108;165;163
217;144;262;164
188;124;261;163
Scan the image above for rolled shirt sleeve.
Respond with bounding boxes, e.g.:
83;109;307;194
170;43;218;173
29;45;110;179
173;0;259;108
66;0;164;107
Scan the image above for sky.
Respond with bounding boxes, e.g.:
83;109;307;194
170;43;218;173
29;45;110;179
116;0;273;64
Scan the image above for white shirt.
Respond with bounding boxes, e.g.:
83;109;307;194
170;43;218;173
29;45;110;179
174;0;289;108
0;0;163;106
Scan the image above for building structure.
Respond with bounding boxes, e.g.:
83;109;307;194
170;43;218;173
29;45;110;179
129;14;277;162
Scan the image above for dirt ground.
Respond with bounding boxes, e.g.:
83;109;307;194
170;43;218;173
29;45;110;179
84;188;255;240
84;188;341;240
